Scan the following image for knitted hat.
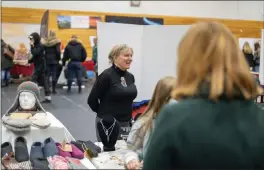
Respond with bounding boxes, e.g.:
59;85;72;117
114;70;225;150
17;81;40;99
4;81;47;116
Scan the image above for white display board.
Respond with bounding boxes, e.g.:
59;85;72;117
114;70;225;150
260;29;264;85
97;22;189;101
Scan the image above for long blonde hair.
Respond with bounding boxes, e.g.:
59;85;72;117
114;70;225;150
243;41;253;54
172;22;262;101
134;76;176;148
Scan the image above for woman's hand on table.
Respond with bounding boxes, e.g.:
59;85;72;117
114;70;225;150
126;159;141;169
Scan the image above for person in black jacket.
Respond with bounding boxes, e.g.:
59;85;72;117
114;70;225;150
242;41;254;70
1;39;15;87
62;35;87;93
88;44;138;142
253;41;260;72
28;32;51;103
41;30;61;94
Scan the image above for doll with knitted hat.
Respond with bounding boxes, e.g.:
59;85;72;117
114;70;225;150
2;81;50;133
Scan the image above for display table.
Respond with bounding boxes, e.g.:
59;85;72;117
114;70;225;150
1;112;96;169
91;140;128;169
10;64;34;76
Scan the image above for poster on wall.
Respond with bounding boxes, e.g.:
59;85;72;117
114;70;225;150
57;16;71;29
57;15;101;29
71;16;90;28
105;15;164;25
2;23;40;51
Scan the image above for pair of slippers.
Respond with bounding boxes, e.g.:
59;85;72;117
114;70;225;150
30;137;59;161
30;137;59;169
56;143;84;159
1;136;29;162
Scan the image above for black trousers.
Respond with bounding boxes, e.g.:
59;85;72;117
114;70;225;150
32;69;50;96
47;64;58;89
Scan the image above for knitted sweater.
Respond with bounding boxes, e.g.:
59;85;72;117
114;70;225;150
125;99;177;164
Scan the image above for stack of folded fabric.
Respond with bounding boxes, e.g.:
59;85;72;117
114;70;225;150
29;112;50;129
2;112;51;134
2;114;32;134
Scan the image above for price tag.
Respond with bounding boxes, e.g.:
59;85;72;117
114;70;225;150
61;140;72;152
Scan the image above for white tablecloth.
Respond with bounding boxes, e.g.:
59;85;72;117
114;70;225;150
91;140;128;169
1;112;96;169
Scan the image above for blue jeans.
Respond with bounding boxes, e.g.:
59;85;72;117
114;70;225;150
1;68;11;86
254;66;260;72
67;61;82;89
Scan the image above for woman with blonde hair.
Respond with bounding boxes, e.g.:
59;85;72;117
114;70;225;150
143;22;264;169
125;76;176;170
88;44;137;141
242;41;254;69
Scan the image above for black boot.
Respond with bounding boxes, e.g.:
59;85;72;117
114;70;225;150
52;82;57;94
78;86;82;93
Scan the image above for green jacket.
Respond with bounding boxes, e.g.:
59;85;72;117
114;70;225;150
144;90;264;169
92;45;97;64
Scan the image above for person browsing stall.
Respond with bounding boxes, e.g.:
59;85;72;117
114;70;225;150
62;35;87;93
125;76;177;170
28;33;51;103
143;22;264;169
41;30;61;94
88;44;137;142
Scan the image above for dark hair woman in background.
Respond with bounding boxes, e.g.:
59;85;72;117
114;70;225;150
1;39;15;87
88;44;137;141
41;30;61;94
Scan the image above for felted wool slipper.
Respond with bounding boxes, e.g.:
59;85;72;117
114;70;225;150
43;137;58;158
70;144;84;159
55;143;71;158
14;137;29;162
1;142;13;158
30;142;44;161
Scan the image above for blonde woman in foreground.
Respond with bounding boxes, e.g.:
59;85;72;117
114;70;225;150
143;22;264;169
125;76;177;170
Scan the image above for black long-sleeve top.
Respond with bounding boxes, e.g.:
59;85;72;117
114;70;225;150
88;64;138;122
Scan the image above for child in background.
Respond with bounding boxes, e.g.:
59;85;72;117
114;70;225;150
13;43;29;65
125;76;177;170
